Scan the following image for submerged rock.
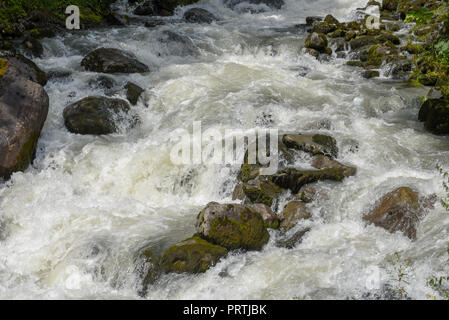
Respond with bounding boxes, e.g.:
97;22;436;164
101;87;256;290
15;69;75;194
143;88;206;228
63;96;133;135
0;51;49;180
184;8;217;24
363;187;423;240
196;202;270;251
153;0;201;16
81;48;150;74
161;237;227;274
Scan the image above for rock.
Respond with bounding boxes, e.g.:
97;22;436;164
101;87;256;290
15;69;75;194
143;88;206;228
145;20;165;28
184;8;217;24
125;82;144;105
232;183;246;201
418;98;449;135
22;37;43;58
296;185;317;203
280;201;311;231
363;70;380;79
88;75;116;90
0;51;49;180
224;0;285;10
250;203;280;229
242;178;284;207
349;36;378;50
275;228;310;249
389;60;412;79
270;167;355;194
161;237;227;274
382;0;399;11
158;30;198;56
63;96;133;135
153;0;201;16
306;16;323;26
363;187;422;240
81;48;150;74
137;247;160;295
324;14;340;25
133;1;154;16
196;202;270;251
311;154;357;177
305;48;320;58
282;133;338;158
305;32;331;54
311;22;338;34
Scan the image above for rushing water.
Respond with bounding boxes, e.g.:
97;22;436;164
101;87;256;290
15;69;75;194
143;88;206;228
1;0;449;299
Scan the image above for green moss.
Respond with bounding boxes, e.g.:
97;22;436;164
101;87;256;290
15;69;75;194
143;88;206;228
207;208;269;251
15;131;39;173
0;58;8;78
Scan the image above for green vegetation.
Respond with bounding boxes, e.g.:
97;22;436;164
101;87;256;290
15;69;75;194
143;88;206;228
404;8;433;25
387;252;412;300
0;0;117;36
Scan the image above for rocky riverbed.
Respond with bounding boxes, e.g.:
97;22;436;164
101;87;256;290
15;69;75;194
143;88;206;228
1;0;449;300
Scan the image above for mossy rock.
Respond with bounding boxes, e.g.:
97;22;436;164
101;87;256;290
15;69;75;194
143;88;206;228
63;96;133;135
363;70;380;79
242;178;284;207
280;201;311;231
311;21;338;34
81;48;150;74
161;237;227;274
153;0;201;16
305;32;329;53
349;36;379;50
196;202;270;251
418;98;449;134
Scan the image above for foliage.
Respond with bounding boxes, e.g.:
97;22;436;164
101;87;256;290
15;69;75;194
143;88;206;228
405;8;433;25
427;247;449;300
387;252;412;300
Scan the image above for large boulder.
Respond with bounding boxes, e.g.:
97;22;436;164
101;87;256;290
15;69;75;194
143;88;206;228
0;51;49;180
363;187;422;240
196;202;270;251
184;8;217;24
63;96;133;135
161;237;228;274
81;48;150;74
418;98;449;135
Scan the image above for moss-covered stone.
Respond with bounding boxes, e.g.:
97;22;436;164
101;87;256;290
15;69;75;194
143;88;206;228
153;0;201;16
280;201;311;231
161;237;227;274
81;48;150;74
242;178;284;207
282;133;338;158
196;202;270;251
125;82;144;105
63;96;132;135
418;97;449;134
363;70;380;78
311;21;338;34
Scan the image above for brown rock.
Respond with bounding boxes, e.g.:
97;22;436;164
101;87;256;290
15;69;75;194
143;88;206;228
280;201;311;231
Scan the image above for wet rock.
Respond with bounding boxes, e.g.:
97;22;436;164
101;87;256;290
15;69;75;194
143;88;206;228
81;48;150;74
305;32;332;54
145;20;165;28
153;0;201;16
0;51;49;180
418;98;449;135
311;154;357;177
184;8;217;24
389;60;412;79
161;237;227;273
137;247;160;294
250;203;280;229
270;166;355;194
306;16;323;26
275;228;310;249
196;202;270;251
349;36;378;50
305;48;320;58
279;201;311;231
133;1;154;16
324;15;340;26
63;96;132;135
88;75;116;90
158;30;198;56
381;0;399;11
22;37;43;58
363;70;380;78
282;133;338;158
125;82;144;105
242;178;284;207
363;187;423;240
296;185;317;203
224;0;285;10
311;22;338;35
232;183;246;201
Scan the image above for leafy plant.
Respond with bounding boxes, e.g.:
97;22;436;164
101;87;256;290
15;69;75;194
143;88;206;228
405;8;433;25
428;247;449;300
387;252;412;300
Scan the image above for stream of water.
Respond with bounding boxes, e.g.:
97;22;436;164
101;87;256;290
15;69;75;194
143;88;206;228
1;0;449;299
